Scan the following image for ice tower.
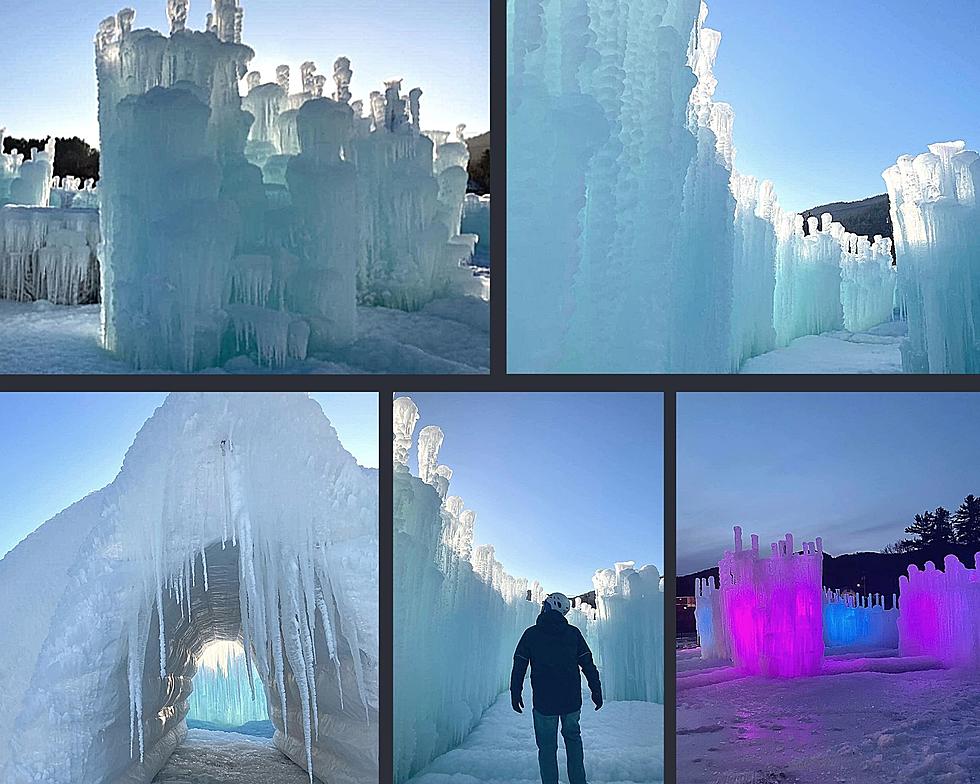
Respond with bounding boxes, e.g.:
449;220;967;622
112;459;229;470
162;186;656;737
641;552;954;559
718;527;824;677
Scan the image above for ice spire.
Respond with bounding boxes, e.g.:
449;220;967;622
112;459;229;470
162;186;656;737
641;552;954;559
333;57;353;104
167;0;189;34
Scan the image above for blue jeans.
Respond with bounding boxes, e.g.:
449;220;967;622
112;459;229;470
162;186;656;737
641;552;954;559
532;709;587;784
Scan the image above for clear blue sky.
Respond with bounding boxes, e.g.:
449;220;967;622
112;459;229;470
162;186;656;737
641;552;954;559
708;0;980;212
400;393;664;596
0;0;489;145
678;393;980;575
0;393;378;559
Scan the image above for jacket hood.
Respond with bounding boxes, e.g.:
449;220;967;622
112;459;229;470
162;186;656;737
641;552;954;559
536;608;568;634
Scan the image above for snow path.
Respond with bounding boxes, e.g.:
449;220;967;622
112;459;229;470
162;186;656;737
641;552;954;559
408;687;663;784
678;664;980;784
152;729;313;784
0;297;489;374
739;321;904;374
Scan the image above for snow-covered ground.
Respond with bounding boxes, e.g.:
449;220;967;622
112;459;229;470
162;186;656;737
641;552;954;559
0;297;489;374
152;730;312;784
407;687;663;784
678;650;980;784
739;321;905;374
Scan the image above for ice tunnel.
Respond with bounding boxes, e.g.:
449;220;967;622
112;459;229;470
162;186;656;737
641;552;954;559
0;393;378;784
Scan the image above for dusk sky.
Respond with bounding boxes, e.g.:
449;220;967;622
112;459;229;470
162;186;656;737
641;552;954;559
0;393;377;559
400;392;664;596
708;0;980;212
0;0;489;145
678;393;980;575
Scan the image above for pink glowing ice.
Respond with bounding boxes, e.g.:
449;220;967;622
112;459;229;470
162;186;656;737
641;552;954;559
898;553;980;667
717;526;824;677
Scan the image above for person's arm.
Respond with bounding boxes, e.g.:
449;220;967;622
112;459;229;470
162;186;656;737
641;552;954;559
510;629;531;712
576;629;603;710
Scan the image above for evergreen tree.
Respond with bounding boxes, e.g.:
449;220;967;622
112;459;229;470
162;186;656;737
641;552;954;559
932;506;955;544
954;494;980;548
904;510;935;548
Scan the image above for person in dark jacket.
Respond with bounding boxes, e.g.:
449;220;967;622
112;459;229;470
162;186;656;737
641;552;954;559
510;592;602;784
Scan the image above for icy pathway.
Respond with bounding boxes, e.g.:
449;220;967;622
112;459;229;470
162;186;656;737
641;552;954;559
152;729;312;784
678;666;980;784
740;321;905;374
0;297;489;374
408;686;664;784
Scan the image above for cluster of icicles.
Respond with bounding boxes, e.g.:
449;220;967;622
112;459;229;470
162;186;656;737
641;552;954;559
125;440;368;782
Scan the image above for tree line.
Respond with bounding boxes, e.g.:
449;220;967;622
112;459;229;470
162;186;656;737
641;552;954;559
2;136;100;183
883;494;980;553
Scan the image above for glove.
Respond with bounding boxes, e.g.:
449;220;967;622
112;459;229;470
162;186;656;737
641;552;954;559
511;692;524;713
592;692;603;711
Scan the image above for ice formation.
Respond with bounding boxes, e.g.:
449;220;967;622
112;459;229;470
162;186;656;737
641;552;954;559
823;589;899;650
885;141;980;373
393;396;543;782
898;554;980;667
93;2;483;372
0;131;55;208
0;207;101;304
393;397;664;781
186;640;270;727
0;393;378;784
507;1;961;373
577;562;664;702
693;576;730;662
716;527;824;677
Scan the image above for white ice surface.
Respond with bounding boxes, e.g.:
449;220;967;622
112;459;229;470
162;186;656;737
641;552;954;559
152;730;311;784
0;297;488;374
408;686;663;784
739;321;904;374
678;660;980;783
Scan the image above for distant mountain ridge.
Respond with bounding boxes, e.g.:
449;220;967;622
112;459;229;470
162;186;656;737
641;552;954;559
466;132;490;195
801;194;893;242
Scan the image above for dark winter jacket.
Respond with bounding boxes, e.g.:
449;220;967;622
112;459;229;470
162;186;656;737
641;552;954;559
510;609;602;716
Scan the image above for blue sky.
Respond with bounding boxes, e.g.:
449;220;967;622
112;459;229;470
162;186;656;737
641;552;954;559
708;0;980;212
0;393;377;558
400;392;664;596
0;0;489;145
678;393;980;574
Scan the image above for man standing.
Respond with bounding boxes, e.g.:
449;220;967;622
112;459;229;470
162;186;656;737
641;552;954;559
510;592;603;784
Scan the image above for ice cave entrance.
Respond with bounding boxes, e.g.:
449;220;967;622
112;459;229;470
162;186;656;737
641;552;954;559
186;640;272;733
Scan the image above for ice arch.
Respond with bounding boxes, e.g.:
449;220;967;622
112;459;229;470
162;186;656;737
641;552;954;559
0;393;378;784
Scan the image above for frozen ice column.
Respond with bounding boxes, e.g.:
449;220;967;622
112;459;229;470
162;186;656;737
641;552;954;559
884;141;980;373
718;527;824;677
95;7;256;370
286;98;359;349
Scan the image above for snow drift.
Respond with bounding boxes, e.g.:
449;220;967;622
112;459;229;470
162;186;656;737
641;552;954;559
0;393;378;784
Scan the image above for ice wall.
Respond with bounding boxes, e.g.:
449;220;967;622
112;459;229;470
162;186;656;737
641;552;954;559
898;554;980;667
885;141;980;373
0;206;101;305
462;194;490;267
718;527;824;677
590;562;664;702
823;589;899;651
0;393;379;784
506;0;906;372
186;640;270;727
393;396;543;783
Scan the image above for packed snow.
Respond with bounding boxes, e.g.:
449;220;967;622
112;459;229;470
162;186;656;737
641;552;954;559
152;729;311;784
408;686;663;784
506;0;971;374
739;321;904;374
393;397;663;783
0;393;378;784
0;297;488;374
678;659;980;784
